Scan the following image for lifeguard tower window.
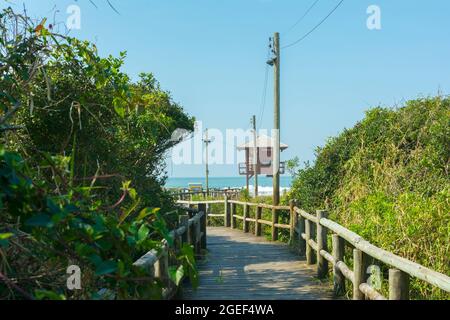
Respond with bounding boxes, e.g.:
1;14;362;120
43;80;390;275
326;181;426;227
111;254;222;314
237;134;288;178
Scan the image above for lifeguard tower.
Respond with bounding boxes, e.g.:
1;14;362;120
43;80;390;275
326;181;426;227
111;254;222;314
237;134;288;192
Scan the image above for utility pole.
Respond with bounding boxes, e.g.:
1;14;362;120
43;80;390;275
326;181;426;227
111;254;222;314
267;32;281;205
203;129;212;196
252;115;259;198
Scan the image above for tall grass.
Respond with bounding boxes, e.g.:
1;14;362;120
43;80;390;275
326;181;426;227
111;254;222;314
289;96;449;299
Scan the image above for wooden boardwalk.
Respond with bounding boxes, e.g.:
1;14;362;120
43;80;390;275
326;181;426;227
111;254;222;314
183;227;334;300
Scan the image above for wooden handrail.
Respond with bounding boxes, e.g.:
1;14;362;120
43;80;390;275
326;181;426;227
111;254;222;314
360;283;387;300
319;217;450;293
132;207;207;299
176;198;450;300
228;200;289;211
177;200;224;205
169;188;241;201
294;207;318;223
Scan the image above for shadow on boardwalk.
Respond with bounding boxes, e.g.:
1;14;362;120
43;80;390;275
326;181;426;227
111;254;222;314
182;227;334;300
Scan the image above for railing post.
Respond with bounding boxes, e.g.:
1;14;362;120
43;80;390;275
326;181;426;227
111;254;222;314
155;244;169;288
289;200;296;245
316;210;329;279
255;206;262;237
179;215;189;245
353;249;367;300
188;215;195;246
305;219;316;265
231;202;236;229
198;203;206;215
271;207;278;241
389;269;410;300
198;204;207;250
243;204;249;233
332;234;346;296
298;212;306;256
194;218;201;255
224;195;230;227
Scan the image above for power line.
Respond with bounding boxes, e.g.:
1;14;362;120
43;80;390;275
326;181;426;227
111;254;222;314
282;0;345;50
107;0;121;15
283;0;321;36
88;0;121;15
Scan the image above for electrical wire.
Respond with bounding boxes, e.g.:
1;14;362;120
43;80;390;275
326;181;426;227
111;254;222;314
282;0;345;50
283;0;320;36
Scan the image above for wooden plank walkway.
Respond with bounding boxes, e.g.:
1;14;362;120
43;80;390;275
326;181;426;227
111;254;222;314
183;227;334;300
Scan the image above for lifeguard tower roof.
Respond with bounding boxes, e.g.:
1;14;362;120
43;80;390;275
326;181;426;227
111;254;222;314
237;134;288;151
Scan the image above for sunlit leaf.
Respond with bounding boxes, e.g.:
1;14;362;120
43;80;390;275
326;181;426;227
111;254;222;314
34;289;66;300
0;233;13;240
137;224;149;243
169;265;184;286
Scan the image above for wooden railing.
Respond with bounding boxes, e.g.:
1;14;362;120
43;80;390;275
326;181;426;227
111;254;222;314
132;207;207;299
169;188;241;201
177;197;450;300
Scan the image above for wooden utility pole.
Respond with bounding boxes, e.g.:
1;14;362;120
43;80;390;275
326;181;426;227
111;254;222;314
252;115;259;197
245;150;250;193
272;32;281;205
203;129;212;196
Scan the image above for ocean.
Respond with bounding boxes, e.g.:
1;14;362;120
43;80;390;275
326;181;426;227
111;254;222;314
165;176;293;196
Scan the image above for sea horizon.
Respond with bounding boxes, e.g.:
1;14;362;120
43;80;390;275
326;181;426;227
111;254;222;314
165;176;293;195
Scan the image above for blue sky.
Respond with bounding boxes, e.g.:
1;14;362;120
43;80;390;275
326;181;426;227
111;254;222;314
5;0;450;177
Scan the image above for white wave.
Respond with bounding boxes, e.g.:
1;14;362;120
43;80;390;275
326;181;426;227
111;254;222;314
247;185;290;196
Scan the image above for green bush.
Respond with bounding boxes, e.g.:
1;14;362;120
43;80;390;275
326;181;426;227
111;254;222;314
0;7;196;299
289;96;450;299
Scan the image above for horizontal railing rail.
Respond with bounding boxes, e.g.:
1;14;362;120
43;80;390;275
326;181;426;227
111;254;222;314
132;206;207;299
176;196;450;300
168;188;241;201
177;200;225;205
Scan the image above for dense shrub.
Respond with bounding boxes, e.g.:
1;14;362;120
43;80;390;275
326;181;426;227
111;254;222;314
0;8;195;299
289;96;449;299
